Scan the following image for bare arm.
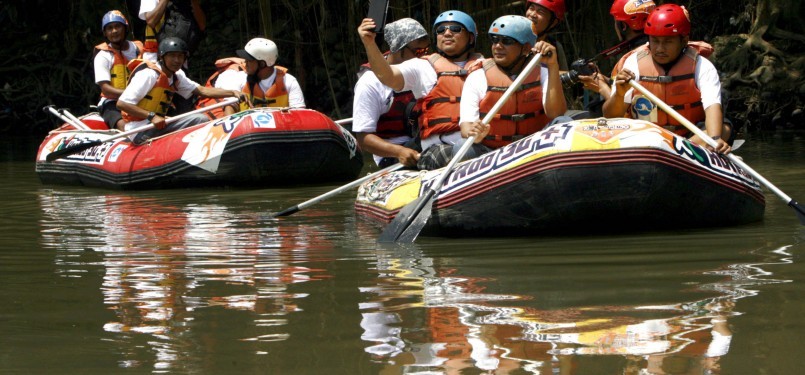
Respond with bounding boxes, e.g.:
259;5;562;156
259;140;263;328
533;41;567;118
191;0;206;31
690;104;731;154
193;86;242;112
98;81;124;100
357;18;405;91
356;133;420;167
145;0;169;29
602;69;634;118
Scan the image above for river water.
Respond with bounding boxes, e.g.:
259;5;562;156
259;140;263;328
2;132;804;374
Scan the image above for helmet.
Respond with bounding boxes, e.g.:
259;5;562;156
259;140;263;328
237;38;278;66
489;15;537;46
101;10;128;32
158;37;189;57
433;10;477;37
527;0;566;21
644;4;691;37
610;0;656;31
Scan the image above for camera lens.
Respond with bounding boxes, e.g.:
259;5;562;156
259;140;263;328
560;70;579;87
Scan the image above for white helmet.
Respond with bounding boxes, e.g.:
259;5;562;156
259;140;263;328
237;38;278;66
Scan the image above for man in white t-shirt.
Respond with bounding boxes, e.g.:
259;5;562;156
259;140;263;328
117;37;243;145
352;18;429;168
603;4;732;154
358;10;485;170
94;10;143;130
459;15;568;157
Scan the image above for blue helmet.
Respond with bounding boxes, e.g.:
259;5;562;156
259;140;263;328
101;10;128;32
488;15;537;46
433;10;477;37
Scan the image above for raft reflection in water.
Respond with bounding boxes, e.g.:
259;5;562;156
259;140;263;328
358;243;792;374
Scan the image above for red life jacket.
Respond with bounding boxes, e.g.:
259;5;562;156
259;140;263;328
94;41;144;96
629;45;705;134
375;91;416;139
195;57;246;119
418;53;484;139
478;59;548;149
121;61;176;122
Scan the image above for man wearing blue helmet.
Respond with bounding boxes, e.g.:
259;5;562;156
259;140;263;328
357;10;485;170
94;10;144;130
454;15;568;162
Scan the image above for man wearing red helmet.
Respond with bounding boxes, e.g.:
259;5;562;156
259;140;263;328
603;4;732;154
525;0;568;71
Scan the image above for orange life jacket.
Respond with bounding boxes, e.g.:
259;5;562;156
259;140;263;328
611;40;714;77
195;57;246;119
121;61;176;122
478;59;548;148
94;41;144;95
628;45;706;134
241;66;289;110
418;53;484;139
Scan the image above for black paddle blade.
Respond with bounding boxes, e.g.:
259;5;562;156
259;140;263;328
45;140;103;162
790;200;805;225
272;205;300;218
377;189;435;243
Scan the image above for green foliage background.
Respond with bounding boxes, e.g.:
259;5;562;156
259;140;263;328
0;0;801;136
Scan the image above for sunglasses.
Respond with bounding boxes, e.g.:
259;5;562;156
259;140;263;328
490;35;519;46
435;25;464;34
405;46;430;57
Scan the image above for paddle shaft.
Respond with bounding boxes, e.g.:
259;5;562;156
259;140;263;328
629;80;804;213
334;118;352;125
46;97;238;162
61;109;93;131
273;162;404;217
45;106;91;131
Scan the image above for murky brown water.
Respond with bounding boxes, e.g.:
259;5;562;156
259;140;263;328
2;132;804;374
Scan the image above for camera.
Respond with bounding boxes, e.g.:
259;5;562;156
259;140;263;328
560;59;597;87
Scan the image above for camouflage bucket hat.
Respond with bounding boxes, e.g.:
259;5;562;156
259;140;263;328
383;18;428;53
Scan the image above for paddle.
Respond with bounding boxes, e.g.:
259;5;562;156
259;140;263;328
45;98;238;162
272;162;404;217
44;106;91;131
378;52;546;243
629;80;805;225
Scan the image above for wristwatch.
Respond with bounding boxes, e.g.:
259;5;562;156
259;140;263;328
146;111;156;122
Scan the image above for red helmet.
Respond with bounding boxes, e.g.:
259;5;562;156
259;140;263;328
527;0;566;21
610;0;656;31
644;4;691;37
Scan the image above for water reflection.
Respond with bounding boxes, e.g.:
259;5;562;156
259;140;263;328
39;190;337;371
359;242;793;374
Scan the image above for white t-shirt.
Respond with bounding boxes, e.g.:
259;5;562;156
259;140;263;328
214;69;305;109
94;41;141;105
352;71;412;165
395;57;471;150
119;63;200;132
459;63;551;125
610;51;721;110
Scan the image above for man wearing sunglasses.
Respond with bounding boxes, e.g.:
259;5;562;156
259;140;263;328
357;10;485;170
352;18;430;168
456;15;568;159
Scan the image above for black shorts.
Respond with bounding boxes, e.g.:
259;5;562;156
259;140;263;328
99;100;122;129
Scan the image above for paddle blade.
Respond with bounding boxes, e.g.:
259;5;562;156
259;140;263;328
45;140;103;162
790;200;805;225
377;189;435;243
272;205;300;218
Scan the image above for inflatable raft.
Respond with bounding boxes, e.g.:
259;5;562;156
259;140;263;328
36;108;363;189
355;118;765;236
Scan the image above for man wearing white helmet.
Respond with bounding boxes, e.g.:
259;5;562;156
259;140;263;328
218;38;305;114
352;18;430;168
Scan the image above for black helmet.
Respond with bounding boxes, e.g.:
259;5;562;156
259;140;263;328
158;37;189;58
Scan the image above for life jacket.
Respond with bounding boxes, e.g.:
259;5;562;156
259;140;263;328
195;57;246;119
418;53;484;139
121;61;176;122
144;1;204;55
628;45;705;135
611;41;714;77
241;66;289;110
478;59;548;149
94;41;144;95
375;91;417;139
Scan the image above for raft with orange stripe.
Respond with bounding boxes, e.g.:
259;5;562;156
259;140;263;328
36;108;363;189
355;118;764;236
